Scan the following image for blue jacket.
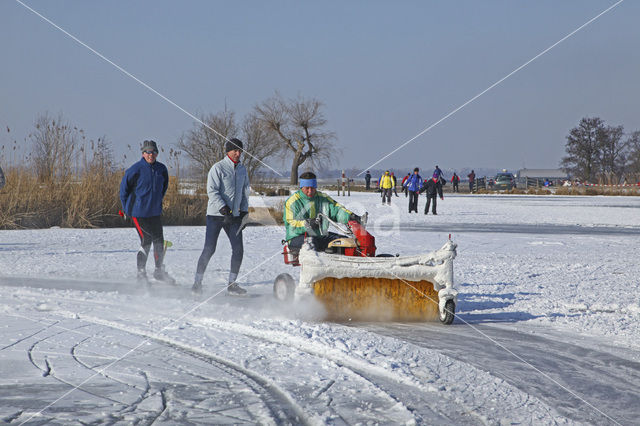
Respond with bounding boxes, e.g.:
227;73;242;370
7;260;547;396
405;173;422;192
120;158;169;218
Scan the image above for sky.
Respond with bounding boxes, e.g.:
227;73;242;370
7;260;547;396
1;0;638;175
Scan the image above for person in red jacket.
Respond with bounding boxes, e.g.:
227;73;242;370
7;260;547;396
390;172;399;196
467;170;476;193
401;173;410;197
451;173;460;193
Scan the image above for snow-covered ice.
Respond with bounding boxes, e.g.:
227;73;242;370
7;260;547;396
1;193;639;424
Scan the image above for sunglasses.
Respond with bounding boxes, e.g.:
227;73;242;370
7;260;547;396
143;150;158;155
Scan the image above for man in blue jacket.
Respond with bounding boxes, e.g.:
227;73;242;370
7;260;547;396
192;138;250;295
404;168;422;213
120;140;174;284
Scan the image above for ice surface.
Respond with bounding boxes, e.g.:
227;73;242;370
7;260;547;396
1;193;639;424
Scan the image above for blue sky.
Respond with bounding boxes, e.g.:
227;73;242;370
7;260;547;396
1;0;637;173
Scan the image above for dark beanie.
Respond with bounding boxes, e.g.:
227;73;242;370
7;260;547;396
141;140;158;152
225;138;243;152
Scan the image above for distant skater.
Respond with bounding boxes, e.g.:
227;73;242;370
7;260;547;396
379;170;393;205
391;172;399;196
401;172;410;197
468;170;475;193
451;173;460;192
422;173;444;215
405;168;422;213
433;165;443;180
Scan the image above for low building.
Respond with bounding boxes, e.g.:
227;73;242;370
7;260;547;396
516;168;569;186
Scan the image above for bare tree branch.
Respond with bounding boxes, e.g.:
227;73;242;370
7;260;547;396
255;93;336;184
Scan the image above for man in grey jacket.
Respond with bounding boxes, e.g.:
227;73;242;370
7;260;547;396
192;138;250;295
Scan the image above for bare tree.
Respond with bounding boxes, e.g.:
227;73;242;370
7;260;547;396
177;109;237;178
561;117;606;182
255;93;336;185
29;112;83;183
241;112;280;181
625;130;640;177
599;124;626;178
177;109;280;182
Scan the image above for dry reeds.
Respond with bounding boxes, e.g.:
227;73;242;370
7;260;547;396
0;167;208;229
555;186;640;196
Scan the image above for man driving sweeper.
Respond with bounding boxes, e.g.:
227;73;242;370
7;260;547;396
284;171;361;252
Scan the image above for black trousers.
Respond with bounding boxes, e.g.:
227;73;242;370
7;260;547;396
408;191;419;212
133;216;165;270
425;195;437;214
196;215;244;279
453;182;459;192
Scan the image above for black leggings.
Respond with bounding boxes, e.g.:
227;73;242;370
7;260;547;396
196;215;244;279
408;191;419;212
133;216;165;270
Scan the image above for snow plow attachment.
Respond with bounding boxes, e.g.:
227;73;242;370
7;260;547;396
298;240;458;322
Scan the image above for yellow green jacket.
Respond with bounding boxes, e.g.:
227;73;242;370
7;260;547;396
283;190;352;240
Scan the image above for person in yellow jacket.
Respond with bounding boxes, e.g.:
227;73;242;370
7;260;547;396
379;170;393;205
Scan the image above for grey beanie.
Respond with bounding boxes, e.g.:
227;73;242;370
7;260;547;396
225;138;243;152
141;140;158;153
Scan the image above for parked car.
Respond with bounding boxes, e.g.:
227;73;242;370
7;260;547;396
494;172;516;190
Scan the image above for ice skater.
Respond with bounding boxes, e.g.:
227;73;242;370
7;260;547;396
405;168;422;213
119;140;174;284
422;173;444;215
192;138;250;295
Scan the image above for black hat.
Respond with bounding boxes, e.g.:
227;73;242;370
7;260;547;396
141;140;158;153
225;138;243;152
414;167;419;172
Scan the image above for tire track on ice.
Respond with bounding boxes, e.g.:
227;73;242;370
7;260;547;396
25;324;127;406
365;322;640;425
196;317;492;425
69;335;166;423
69;313;310;425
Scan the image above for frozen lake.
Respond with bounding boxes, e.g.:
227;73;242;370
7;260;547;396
1;193;639;424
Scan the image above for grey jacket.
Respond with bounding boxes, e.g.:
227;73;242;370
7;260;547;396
206;155;250;216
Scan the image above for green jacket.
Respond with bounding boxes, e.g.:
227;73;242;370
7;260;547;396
283;190;352;240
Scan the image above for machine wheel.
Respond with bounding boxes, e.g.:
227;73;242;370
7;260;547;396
273;273;295;302
439;299;455;325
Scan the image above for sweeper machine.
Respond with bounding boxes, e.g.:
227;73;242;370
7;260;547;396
273;213;458;323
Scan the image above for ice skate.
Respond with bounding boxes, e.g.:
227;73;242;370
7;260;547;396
227;282;247;295
136;269;148;284
153;266;176;285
